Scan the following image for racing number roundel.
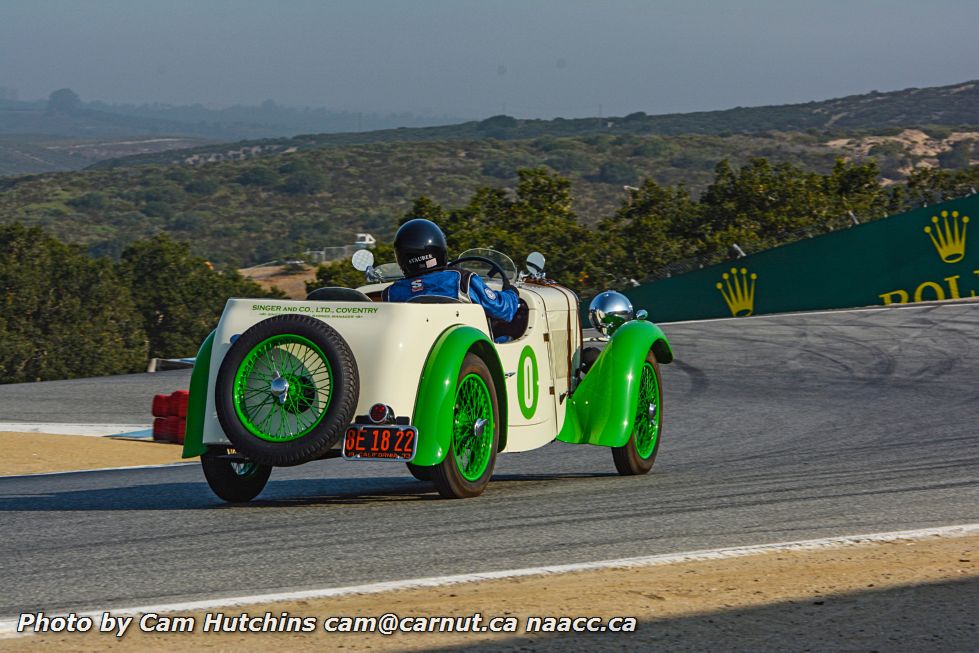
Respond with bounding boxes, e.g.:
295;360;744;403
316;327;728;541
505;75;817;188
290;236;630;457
516;346;539;419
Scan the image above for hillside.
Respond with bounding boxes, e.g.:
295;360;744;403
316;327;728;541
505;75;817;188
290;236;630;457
94;80;979;169
0;131;869;264
0;80;975;267
1;126;976;267
0;135;209;176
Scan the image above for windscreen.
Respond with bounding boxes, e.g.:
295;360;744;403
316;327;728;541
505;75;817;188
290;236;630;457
455;248;518;283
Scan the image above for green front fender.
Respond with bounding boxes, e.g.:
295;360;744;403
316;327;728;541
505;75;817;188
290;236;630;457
410;325;507;466
181;330;214;459
557;320;672;447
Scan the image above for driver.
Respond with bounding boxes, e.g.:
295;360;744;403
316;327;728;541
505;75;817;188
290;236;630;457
382;218;519;322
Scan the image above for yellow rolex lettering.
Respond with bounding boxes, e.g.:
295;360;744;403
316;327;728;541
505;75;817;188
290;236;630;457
913;281;945;303
879;289;909;305
944;275;962;299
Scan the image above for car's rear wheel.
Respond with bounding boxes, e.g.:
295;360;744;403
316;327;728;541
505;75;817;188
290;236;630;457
432;353;499;498
612;352;663;475
215;315;359;467
201;446;272;502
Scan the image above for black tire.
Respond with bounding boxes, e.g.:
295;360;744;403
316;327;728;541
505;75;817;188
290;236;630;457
432;353;500;499
201;447;272;502
215;315;359;467
612;352;663;475
406;462;433;481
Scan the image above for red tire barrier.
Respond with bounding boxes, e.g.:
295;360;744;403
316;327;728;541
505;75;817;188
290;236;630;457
151;394;171;418
171;390;190;418
152;417;173;442
164;416;182;441
151;390;190;444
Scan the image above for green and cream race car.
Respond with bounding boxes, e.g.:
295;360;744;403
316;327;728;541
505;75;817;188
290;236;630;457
181;249;674;501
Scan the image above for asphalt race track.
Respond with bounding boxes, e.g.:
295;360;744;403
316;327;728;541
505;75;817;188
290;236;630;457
1;303;978;616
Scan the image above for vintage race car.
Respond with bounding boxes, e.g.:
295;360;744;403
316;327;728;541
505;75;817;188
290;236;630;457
181;249;673;501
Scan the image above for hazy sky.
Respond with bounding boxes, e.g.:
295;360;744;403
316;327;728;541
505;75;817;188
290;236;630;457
1;0;976;119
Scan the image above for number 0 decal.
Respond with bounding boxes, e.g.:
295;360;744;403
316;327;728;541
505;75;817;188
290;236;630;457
516;346;539;419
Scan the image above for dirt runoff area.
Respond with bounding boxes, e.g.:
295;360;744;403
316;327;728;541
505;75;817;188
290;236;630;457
0;431;185;476
5;533;976;652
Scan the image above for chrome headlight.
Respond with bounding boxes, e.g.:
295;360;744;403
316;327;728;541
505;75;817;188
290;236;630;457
588;291;634;336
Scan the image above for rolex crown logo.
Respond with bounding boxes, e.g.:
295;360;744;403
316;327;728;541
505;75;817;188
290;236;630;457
716;267;757;317
924;210;969;263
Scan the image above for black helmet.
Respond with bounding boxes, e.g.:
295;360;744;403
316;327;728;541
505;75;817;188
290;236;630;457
394;218;448;276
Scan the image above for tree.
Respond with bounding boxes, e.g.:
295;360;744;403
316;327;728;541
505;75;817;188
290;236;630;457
600;180;698;284
937;140;974;169
441;168;602;290
400;196;447;226
595;160;638;185
118;234;281;358
281;169;327;195
66;192;107;211
0;223;147;383
306;243;397;293
237;165;280;187
47;88;82;114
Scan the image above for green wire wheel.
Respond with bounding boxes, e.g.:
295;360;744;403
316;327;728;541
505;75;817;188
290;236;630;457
612;351;663;475
433;353;500;498
232;333;332;442
216;315;359;467
452;373;495;482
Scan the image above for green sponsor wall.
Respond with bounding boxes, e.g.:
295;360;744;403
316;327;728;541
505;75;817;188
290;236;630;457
620;194;979;323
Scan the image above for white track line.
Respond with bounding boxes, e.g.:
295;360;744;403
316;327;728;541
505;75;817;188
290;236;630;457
0;423;151;437
2;523;976;638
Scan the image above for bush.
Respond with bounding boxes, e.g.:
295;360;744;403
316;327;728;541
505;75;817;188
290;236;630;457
281;169;327;195
118;234;281;358
937;140;974;169
66;192;107;211
184;178;219;195
237;165;279;186
142;201;173;219
0;223;147;383
544;151;593;173
595;160;638;184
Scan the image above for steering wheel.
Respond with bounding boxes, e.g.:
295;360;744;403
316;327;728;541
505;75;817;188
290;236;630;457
449;255;513;289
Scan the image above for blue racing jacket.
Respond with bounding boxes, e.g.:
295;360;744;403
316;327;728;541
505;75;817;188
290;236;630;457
382;268;519;322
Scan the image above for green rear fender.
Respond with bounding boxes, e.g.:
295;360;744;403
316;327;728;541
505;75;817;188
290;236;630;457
411;326;507;466
557;320;672;448
181;330;214;459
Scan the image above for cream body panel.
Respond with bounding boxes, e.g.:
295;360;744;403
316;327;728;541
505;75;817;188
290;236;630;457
202;298;488;446
497;286;560;453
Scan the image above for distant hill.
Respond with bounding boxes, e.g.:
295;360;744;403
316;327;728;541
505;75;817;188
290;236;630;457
0;93;462;176
94;80;979;169
0;135;209;176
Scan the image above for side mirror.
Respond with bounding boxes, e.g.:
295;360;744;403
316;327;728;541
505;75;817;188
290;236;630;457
635;309;648;321
526;251;546;277
351;249;375;272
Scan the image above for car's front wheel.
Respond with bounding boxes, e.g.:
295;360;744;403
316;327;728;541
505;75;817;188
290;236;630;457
432;353;500;498
612;352;663;475
201;447;272;502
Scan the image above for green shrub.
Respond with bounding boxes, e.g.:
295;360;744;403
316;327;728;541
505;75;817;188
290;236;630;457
66;192;107;211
